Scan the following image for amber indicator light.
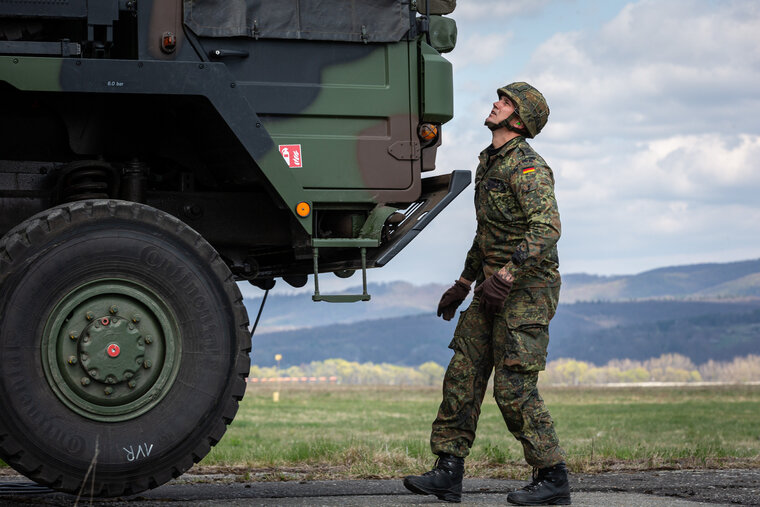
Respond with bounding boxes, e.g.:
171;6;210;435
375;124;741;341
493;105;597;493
296;202;311;217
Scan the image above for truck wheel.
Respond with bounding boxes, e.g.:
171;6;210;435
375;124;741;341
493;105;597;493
0;200;250;497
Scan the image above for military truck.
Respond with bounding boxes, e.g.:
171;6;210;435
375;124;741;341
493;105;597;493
0;0;468;497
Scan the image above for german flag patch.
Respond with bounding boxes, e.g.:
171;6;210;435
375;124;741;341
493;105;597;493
522;167;536;174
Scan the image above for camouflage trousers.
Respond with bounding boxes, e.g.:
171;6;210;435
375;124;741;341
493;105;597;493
430;286;566;468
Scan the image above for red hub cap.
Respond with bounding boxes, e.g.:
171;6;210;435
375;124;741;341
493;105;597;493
107;343;121;358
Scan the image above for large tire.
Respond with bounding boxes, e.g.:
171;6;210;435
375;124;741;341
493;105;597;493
0;200;250;497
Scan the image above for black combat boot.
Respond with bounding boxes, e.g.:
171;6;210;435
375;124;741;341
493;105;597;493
507;462;571;505
403;453;464;503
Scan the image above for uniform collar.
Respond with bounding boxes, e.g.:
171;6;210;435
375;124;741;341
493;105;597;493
479;136;524;164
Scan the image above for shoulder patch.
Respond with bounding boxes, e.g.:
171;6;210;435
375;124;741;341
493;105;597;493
522;167;536;174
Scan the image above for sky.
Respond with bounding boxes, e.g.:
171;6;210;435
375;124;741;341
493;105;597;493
240;0;760;298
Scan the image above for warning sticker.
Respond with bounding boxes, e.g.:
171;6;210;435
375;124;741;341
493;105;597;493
278;144;303;168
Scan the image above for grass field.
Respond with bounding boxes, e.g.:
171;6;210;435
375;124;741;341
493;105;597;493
201;384;760;480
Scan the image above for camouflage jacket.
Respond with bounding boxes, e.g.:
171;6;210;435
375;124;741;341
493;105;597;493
461;136;561;289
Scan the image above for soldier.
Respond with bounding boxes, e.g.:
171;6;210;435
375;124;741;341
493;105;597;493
403;82;570;505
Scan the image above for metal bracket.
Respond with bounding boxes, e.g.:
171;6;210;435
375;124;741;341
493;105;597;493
312;238;378;303
388;140;421;161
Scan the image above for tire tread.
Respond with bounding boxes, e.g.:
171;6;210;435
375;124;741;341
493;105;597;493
0;199;251;497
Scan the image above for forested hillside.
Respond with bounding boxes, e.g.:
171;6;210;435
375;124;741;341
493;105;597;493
252;300;760;367
246;259;760;367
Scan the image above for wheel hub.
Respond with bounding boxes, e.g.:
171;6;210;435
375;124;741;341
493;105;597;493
78;316;144;385
42;279;180;422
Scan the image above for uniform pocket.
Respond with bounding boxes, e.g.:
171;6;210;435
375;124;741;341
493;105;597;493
483;177;518;222
498;288;559;372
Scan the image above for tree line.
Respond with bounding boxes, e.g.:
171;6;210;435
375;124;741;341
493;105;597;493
248;354;760;386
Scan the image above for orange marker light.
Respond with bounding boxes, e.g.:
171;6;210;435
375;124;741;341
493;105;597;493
418;123;439;142
296;202;311;217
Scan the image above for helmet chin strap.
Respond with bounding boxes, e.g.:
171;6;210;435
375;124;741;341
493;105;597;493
485;111;525;134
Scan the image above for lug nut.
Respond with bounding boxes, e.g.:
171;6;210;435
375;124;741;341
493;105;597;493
80;353;89;361
128;323;135;330
124;372;134;379
104;387;113;395
128;380;136;389
89;369;99;378
85;312;94;321
109;305;119;314
144;335;153;345
69;331;78;341
81;377;91;386
68;356;77;365
143;360;152;369
132;314;141;323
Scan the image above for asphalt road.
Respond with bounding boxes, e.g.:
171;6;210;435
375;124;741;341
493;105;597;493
0;469;758;506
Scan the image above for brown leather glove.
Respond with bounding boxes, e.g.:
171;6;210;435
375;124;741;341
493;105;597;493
437;280;471;321
474;274;513;315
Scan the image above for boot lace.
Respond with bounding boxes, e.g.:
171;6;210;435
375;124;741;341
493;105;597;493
520;467;544;492
421;457;453;477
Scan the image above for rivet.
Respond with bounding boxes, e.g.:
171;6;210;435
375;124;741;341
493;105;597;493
104;387;113;395
81;377;91;386
109;305;119;314
143;360;152;369
89;369;99;378
68;356;77;365
82;335;90;344
128;323;135;330
80;353;89;361
124;372;134;379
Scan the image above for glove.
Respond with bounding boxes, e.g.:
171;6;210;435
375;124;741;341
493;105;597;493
474;273;513;315
437;280;471;321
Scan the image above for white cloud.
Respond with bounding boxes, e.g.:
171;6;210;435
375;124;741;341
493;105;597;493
527;0;760;140
454;0;550;21
448;32;514;70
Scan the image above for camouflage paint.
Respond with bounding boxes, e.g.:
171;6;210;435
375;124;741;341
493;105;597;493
255;42;417;198
0;56;62;91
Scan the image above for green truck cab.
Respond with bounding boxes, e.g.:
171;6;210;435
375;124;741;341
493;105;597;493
0;0;467;496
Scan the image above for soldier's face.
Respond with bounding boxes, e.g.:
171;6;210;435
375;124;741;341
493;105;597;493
486;95;516;125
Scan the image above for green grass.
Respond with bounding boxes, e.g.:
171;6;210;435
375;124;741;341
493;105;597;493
200;384;760;480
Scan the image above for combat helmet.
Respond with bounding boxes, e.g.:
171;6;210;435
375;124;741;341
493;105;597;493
494;82;550;138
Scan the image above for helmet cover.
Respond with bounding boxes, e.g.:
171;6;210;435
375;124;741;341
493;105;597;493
497;82;550;138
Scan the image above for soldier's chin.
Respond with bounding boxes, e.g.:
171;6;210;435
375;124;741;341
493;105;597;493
484;119;500;131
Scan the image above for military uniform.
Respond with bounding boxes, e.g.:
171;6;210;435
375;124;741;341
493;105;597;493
430;135;565;468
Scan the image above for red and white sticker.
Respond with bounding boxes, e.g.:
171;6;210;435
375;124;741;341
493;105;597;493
278;144;303;168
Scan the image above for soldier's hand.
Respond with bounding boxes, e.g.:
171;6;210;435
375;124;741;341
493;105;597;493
474;273;513;315
437;280;471;321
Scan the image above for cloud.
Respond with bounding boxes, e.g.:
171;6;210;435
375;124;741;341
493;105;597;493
433;0;760;276
448;32;514;70
454;0;550;21
527;0;760;140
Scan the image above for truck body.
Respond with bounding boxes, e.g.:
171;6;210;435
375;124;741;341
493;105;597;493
0;0;467;496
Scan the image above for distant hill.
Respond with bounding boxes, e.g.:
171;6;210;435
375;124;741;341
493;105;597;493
244;281;447;333
560;259;760;302
245;258;760;366
244;259;760;332
252;299;760;367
